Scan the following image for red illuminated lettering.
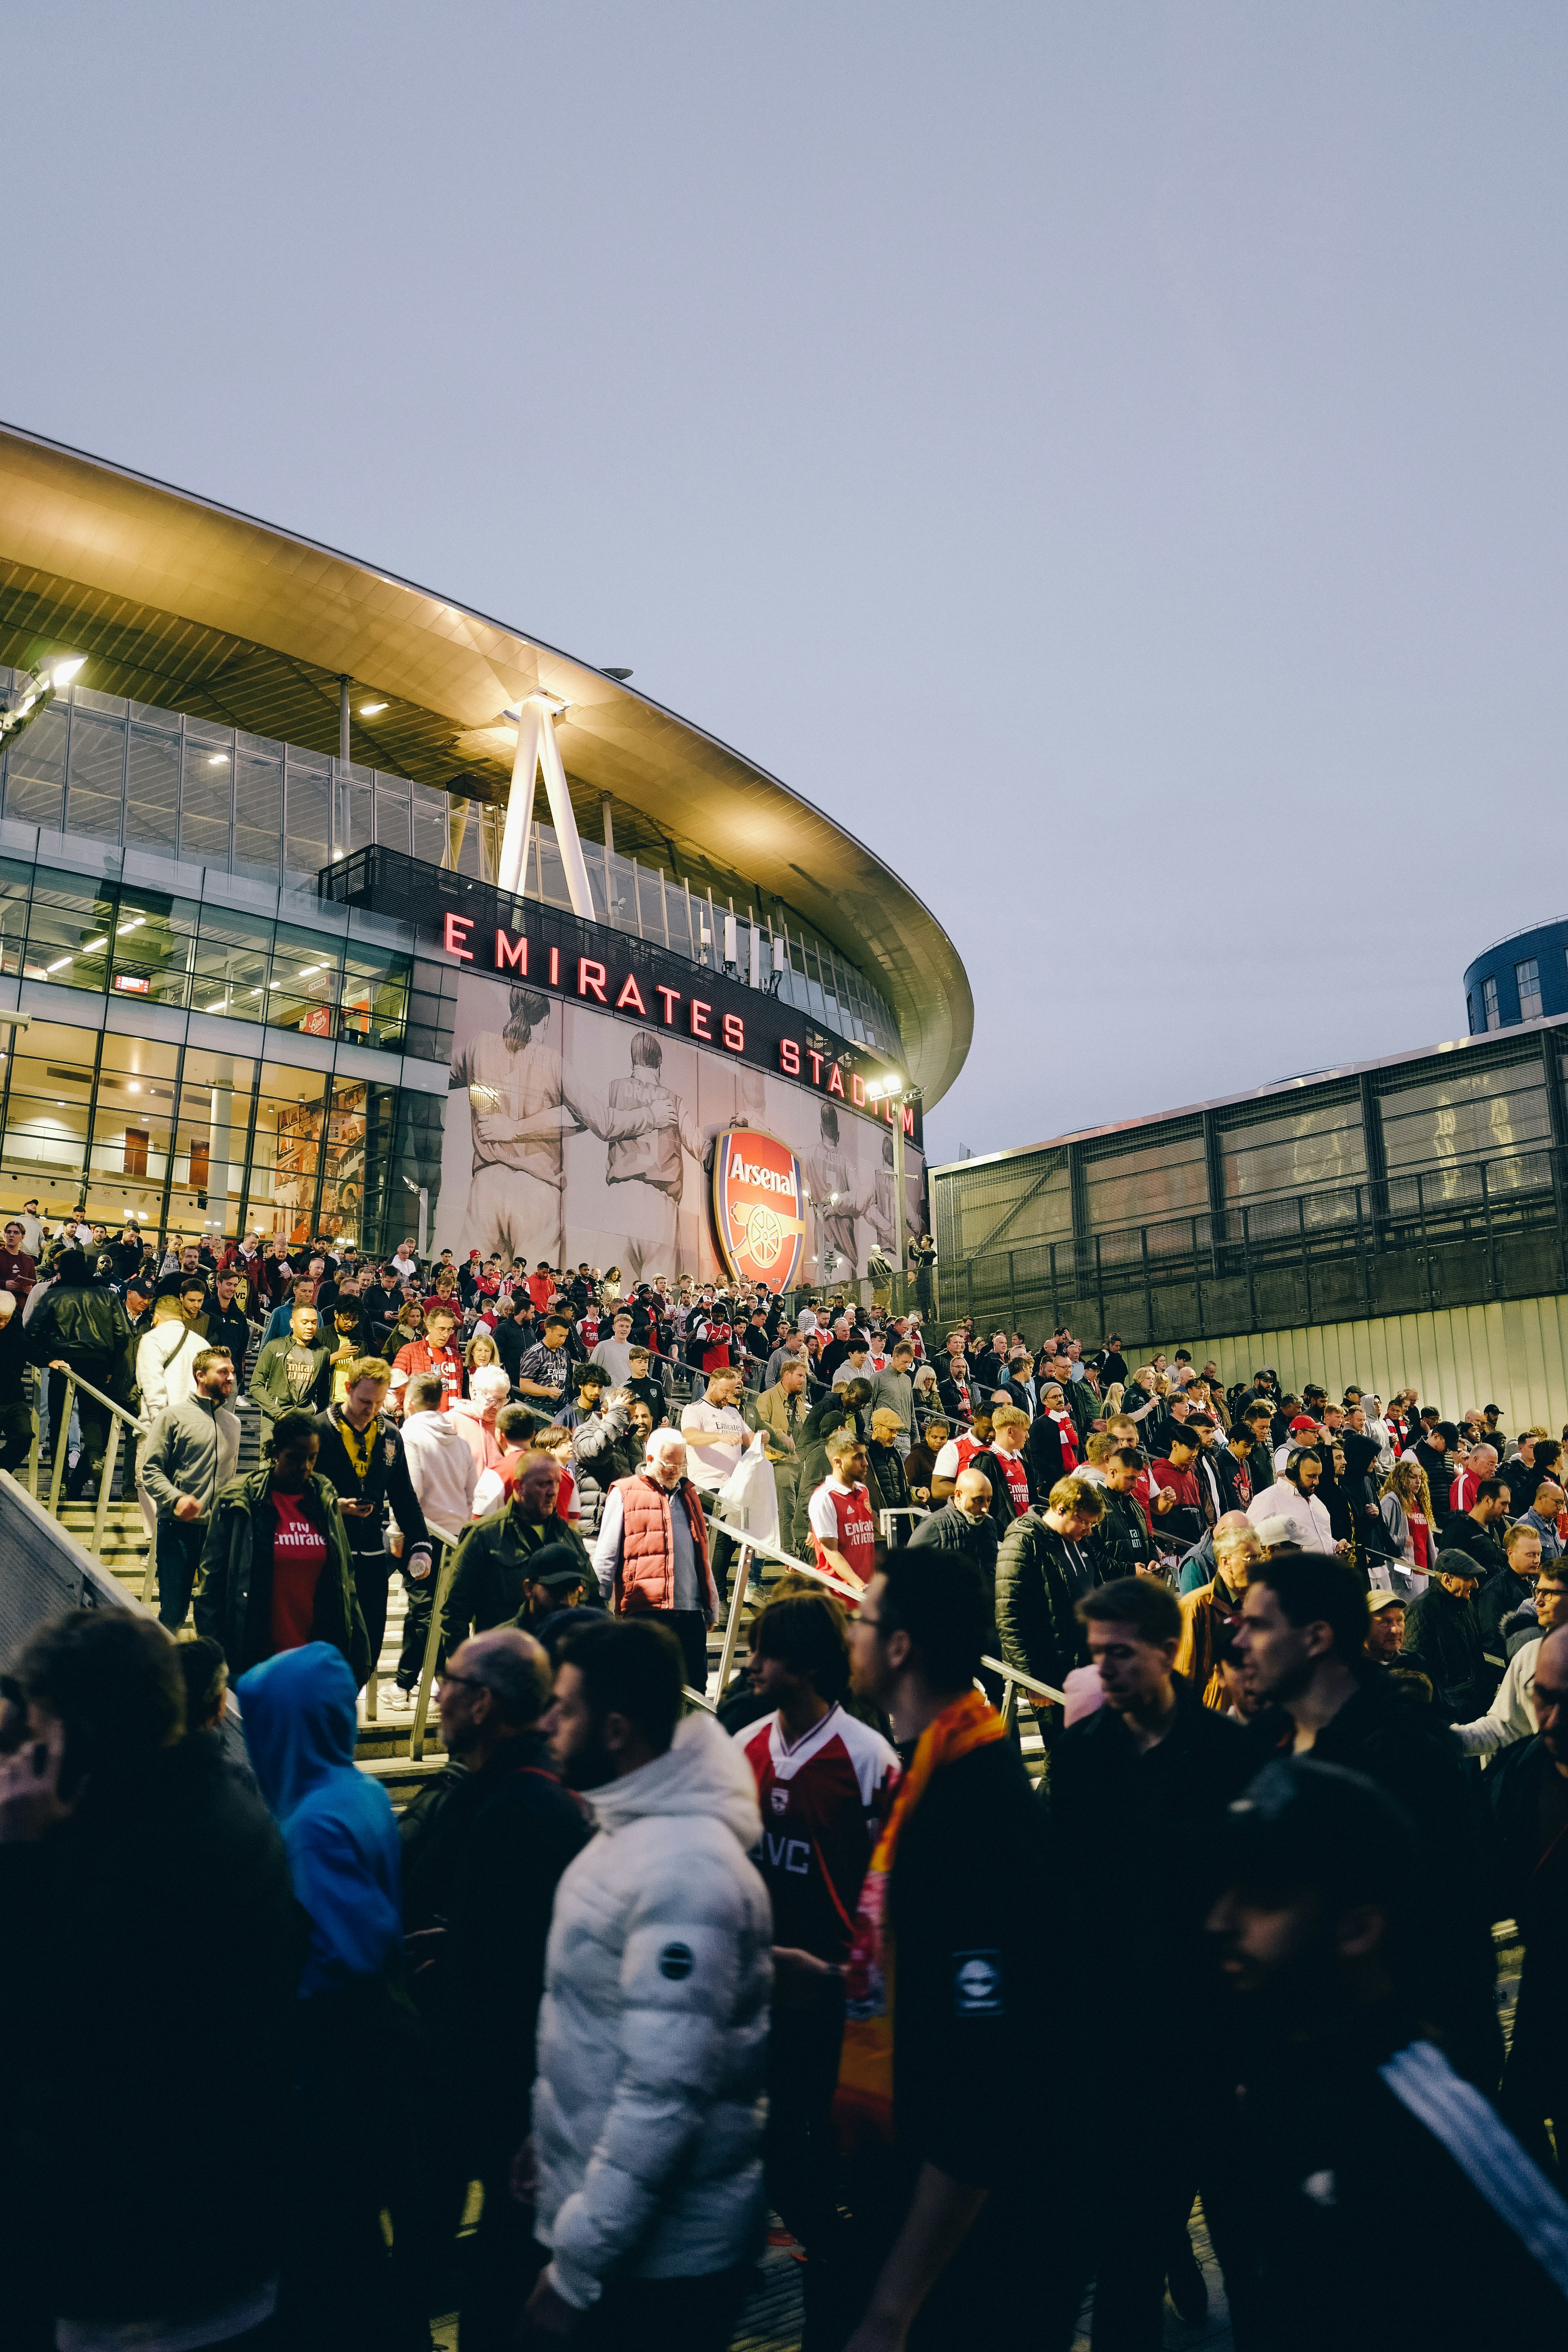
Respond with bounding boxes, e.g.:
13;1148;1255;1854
494;929;527;973
903;1105;915;1136
657;985;681;1025
851;1074;866;1106
722;1013;745;1053
615;974;647;1013
690;1000;712;1040
780;1039;800;1075
444;913;474;962
548;946;561;986
808;1050;824;1085
828;1062;844;1098
577;957;608;1003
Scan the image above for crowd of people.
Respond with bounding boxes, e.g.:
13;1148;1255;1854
1;1212;1567;2348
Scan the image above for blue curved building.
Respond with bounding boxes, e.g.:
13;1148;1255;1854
1464;920;1568;1034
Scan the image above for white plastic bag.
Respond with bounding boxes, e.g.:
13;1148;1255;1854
716;1428;780;1553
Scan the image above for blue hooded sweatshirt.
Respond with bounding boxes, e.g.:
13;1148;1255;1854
235;1641;402;1997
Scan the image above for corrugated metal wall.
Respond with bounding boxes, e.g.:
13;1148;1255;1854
1170;1295;1568;1434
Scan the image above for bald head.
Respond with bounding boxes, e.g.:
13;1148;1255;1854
443;1629;551;1751
954;1467;993;1524
1466;1445;1499;1478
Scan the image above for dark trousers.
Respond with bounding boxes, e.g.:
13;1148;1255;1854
49;1371;116;1499
353;1550;435;1688
0;1394;31;1472
461;2174;548;2352
577;2264;751;2352
156;1515;208;1630
1498;1985;1565;2180
648;1608;709;1694
767;1995;846;2345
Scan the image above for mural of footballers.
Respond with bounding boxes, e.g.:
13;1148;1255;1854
804;1102;862;1283
604;1029;706;1283
445;983;614;1269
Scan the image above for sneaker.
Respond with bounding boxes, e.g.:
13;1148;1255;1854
381;1682;422;1713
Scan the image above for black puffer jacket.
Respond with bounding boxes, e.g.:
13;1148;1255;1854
1400;1581;1494;1720
995;1514;1103;1695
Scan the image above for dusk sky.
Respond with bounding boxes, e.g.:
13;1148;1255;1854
5;4;1565;1168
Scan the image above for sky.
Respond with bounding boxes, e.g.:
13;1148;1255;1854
4;3;1566;1168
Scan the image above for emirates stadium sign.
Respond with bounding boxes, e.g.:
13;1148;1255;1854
711;1128;807;1290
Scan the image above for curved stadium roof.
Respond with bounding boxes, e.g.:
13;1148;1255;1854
0;421;972;1106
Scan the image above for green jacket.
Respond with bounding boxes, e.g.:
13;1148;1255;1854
248;1337;332;1422
193;1465;370;1685
441;1503;596;1654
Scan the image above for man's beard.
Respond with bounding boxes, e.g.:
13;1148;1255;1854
1256;1651;1317;1708
558;1731;616;1792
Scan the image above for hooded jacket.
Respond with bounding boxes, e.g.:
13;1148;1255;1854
194;1466;370;1684
399;1406;481;1532
532;1712;771;2310
236;1642;402;1997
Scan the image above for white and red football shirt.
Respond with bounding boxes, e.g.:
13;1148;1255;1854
931;1429;987;1485
808;1477;877;1591
991;1445;1031;1514
737;1702;900;1960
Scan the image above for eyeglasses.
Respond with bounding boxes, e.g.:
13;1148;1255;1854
436;1670;485;1692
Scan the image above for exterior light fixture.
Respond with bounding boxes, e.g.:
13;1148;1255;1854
0;653;86;753
207;753;228;766
359;702;387;717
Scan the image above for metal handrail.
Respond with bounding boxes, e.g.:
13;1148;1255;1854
34;1364;148;1567
405;1515;467;1760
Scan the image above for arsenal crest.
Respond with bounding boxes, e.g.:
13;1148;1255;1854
711;1128;806;1291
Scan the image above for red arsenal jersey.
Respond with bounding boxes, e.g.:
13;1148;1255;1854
738;1703;900;1960
808;1477;878;1589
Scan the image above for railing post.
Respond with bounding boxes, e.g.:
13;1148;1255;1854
92;1420;121;1559
142;1519;160;1608
713;1541;755;1699
409;1537;460;1761
25;1367;39;1500
46;1376;74;1514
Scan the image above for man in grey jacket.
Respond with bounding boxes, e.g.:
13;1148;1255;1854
140;1346;241;1630
866;1339;917;1446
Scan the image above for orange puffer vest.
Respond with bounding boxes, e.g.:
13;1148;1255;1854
614;1473;717;1615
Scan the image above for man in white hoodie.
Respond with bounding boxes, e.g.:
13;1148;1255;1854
525;1617;771;2349
400;1370;480;1533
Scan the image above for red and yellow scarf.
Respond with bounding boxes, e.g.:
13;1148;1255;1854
833;1687;1006;2147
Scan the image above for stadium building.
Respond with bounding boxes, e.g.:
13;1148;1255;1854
0;423;969;1282
929;1019;1568;1426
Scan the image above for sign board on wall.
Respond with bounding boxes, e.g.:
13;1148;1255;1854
711;1128;807;1289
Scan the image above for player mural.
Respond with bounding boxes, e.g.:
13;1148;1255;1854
434;969;926;1284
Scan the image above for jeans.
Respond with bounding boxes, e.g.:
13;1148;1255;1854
353;1548;435;1689
156;1515;209;1631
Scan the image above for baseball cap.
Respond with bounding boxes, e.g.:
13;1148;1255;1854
527;1544;587;1591
1215;1757;1415;1907
1289;1414;1318;1433
1366;1587;1406;1615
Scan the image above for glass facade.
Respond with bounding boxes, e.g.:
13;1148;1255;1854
0;671;904;1060
1517;957;1543;1021
0;826;443;1252
1483;976;1500;1030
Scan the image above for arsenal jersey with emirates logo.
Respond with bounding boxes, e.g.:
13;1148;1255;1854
738;1704;900;1960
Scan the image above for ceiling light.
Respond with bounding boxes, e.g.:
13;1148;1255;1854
82;937;108;954
205;998;230;1013
298;964;323;977
208;753;228;767
49;657;85;690
127;1083;140;1094
502;691;570;722
116;916;145;935
359;702;387;717
45;955;72;973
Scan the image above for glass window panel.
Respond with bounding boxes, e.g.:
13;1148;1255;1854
2;1093;91;1192
1517;958;1543;1021
1084;1130;1208;1230
125;727;180;855
22;871;118;993
72;686;127;719
247;1067;330;1243
3;704;67;830
1379;1064;1549;1169
180;737;234;867
1483;976;1500;1030
128;701;180;730
285;762;331;877
374;777;410;855
1220;1098;1367;1202
410;781;446;867
65;711;126;844
0;857;33;977
233;752;284;882
319;1078;369;1240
